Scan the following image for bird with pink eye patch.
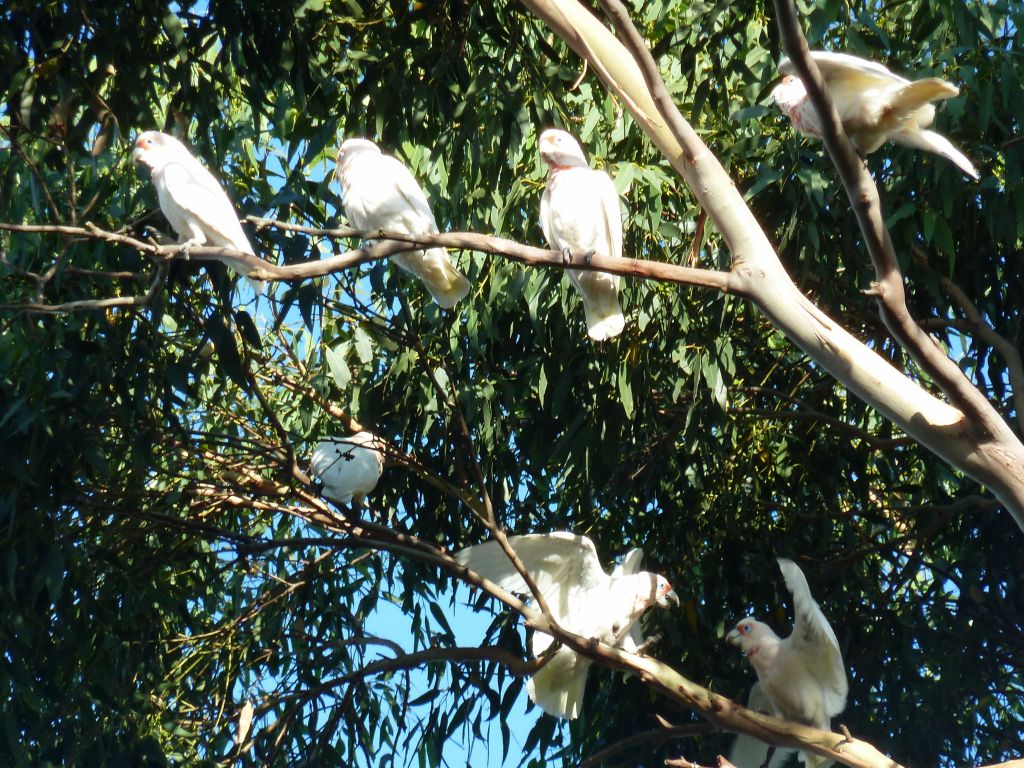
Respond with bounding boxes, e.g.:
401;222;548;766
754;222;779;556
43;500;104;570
771;51;978;179
456;532;679;720
131;131;265;292
727;558;848;768
537;128;626;341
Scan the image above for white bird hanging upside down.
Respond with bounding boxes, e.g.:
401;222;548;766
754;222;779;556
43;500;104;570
334;138;471;308
538;128;627;341
310;431;385;506
771;51;979;178
727;558;849;768
456;531;679;720
131;131;265;291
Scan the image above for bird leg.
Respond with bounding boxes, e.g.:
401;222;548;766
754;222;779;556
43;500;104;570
560;246;574;265
176;237;204;261
583;250;595;266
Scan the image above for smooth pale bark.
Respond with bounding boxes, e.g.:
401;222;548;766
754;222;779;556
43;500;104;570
519;0;1024;530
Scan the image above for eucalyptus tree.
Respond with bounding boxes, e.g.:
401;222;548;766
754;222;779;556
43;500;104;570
1;1;1021;766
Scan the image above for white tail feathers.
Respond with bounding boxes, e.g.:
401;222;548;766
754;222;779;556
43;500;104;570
393;247;471;308
890;128;979;179
575;271;625;341
527;647;590;719
429;264;472;308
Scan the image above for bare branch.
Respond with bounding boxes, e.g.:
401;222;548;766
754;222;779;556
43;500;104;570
0;257;168;314
911;248;1024;433
0;220;734;293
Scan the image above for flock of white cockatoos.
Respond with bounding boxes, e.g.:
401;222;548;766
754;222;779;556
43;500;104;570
128;47;972;763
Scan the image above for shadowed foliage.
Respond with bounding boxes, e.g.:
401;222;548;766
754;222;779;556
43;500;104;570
1;1;1022;766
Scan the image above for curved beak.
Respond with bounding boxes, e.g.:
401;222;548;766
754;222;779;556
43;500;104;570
725;627;741;645
658;588;681;608
131;137;147;165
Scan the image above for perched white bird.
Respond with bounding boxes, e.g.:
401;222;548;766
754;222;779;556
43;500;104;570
310;431;385;505
334;138;470;308
727;559;848;768
538;129;626;341
772;51;978;178
456;532;679;719
131;131;265;290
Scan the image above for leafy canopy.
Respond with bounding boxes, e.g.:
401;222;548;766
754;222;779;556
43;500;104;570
1;0;1021;766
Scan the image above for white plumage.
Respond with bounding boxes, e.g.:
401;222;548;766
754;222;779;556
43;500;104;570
729;683;799;768
456;532;679;719
727;559;848;768
538;129;626;341
334;138;471;308
131;131;265;290
310;431;385;505
772;51;978;178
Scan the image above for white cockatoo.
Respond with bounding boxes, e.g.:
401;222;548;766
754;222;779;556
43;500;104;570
456;532;679;720
727;559;848;768
771;51;978;178
131;131;265;291
334;138;471;308
538;128;626;341
310;431;385;505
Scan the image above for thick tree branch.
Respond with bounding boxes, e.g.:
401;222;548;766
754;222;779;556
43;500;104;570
520;0;1024;531
771;0;1004;434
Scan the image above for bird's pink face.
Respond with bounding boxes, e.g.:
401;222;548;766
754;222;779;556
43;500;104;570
538;129;586;169
770;75;807;113
654;575;681;608
726;617;768;656
132;132;160;167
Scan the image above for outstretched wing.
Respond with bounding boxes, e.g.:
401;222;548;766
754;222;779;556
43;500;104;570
778;558;848;717
456;532;609;622
780;51;908;91
611;547;644;578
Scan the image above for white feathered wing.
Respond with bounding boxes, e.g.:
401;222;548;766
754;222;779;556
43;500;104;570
776;51;978;178
335;140;470;308
131;131;265;292
456;533;677;719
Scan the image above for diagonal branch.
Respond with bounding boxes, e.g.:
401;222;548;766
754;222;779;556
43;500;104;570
519;0;1024;531
771;0;1003;435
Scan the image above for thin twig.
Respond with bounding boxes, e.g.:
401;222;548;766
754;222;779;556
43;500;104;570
0;220;733;292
